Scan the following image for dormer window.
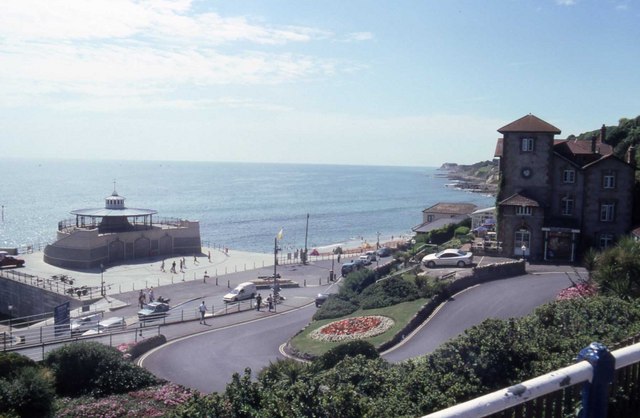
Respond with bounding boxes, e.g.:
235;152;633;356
516;206;532;216
521;137;534;152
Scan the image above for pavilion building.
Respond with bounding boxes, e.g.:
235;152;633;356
43;189;201;269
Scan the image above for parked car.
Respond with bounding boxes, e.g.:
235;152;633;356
359;254;372;265
0;251;25;268
341;261;360;276
70;313;102;335
82;316;125;335
138;301;170;321
376;247;392;257
365;250;377;261
422;249;474;268
315;293;329;307
223;282;257;303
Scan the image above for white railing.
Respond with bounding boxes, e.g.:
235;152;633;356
424;341;640;418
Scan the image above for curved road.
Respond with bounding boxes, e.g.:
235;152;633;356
142;272;575;393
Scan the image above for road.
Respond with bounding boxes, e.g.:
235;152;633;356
381;272;574;362
140;304;317;394
141;270;578;393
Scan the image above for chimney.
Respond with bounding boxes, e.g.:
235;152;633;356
600;124;606;143
591;135;597;153
627;145;637;169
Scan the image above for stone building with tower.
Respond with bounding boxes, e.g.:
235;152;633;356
43;189;201;269
494;114;637;262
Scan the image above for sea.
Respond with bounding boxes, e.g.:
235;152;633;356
0;159;495;254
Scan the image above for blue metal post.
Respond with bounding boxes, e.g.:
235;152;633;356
577;342;615;418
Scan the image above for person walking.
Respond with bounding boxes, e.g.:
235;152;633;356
160;260;165;272
149;287;154;303
138;289;146;309
199;301;208;324
267;294;273;312
256;293;262;311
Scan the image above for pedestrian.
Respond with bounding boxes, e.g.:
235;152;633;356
337;253;341;263
208;250;211;262
194;254;198;264
149;287;154;302
160;260;165;272
138;289;145;308
267;294;273;312
199;301;208;324
171;261;176;273
256;293;262;311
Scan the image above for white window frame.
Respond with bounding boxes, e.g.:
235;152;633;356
561;196;574;216
516;206;532;216
600;203;615;222
600;233;614;249
521;137;534;152
603;173;616;189
563;169;575;184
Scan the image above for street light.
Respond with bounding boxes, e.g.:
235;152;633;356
521;244;527;262
7;305;13;343
100;263;105;297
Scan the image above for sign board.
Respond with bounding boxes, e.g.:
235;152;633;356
53;302;71;337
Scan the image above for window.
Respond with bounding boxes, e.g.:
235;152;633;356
600;202;615;222
521;137;534;152
603;172;616;189
515;229;531;252
516;206;532;216
600;233;614;249
561;196;574;216
563;169;575;183
426;215;434;222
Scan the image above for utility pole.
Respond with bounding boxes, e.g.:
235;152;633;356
303;213;309;265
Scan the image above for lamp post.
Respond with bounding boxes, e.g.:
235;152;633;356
521;244;527;262
100;263;105;297
7;305;13;343
376;231;381;250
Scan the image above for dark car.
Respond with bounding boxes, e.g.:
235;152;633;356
315;293;329;307
376;247;392;257
137;302;170;321
341;260;363;276
0;251;25;268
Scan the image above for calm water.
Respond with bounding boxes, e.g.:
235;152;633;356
0;159;494;253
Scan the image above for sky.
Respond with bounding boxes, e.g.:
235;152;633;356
1;0;639;167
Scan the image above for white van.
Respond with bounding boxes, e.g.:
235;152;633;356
82;316;125;336
223;282;257;303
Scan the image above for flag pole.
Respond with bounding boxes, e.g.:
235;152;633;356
303;213;309;265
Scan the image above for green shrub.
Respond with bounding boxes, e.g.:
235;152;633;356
454;226;470;236
313;296;359;320
0;366;55;418
312;341;379;371
340;269;378;298
128;335;167;359
359;276;419;309
0;353;37;379
44;341;159;397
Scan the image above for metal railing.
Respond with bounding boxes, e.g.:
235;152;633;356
2;298;262;360
425;341;640;418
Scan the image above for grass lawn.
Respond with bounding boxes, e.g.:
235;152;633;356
289;297;429;358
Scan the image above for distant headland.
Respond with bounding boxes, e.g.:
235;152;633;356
438;160;499;195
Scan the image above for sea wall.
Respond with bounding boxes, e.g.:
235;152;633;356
0;276;81;317
378;260;526;352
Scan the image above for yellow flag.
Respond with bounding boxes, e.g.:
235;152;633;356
277;228;284;240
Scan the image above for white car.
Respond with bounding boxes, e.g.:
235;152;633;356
70;314;102;335
82;316;125;336
422;249;474;268
359;254;372;265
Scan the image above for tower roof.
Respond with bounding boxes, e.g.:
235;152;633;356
498;114;561;134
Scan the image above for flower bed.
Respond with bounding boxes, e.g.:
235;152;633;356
310;315;394;343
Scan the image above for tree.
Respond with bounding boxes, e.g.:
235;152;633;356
592;237;640;299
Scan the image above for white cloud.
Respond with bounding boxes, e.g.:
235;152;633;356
555;0;577;5
344;32;374;42
0;0;345;110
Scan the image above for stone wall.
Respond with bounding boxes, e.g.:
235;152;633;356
0;277;81;317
